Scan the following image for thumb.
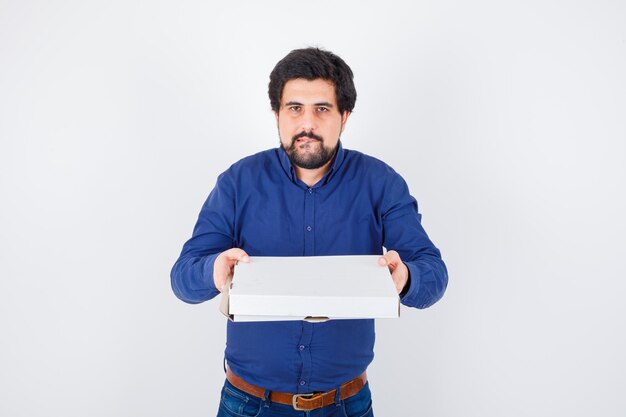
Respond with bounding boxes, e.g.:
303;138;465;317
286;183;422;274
224;248;249;263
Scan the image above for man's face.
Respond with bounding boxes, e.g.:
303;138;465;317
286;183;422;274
275;78;350;170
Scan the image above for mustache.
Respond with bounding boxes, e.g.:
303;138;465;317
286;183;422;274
291;131;324;143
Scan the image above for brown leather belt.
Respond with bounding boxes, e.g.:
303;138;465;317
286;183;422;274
225;368;367;411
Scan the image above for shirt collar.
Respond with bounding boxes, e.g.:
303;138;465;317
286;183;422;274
277;141;346;187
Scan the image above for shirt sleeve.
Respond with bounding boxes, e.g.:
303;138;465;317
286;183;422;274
170;172;236;304
381;171;448;309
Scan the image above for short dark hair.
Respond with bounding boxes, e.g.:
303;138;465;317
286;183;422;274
268;48;357;114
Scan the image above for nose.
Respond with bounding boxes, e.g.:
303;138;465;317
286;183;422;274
300;107;317;132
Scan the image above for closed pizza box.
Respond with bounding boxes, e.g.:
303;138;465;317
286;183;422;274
219;255;400;322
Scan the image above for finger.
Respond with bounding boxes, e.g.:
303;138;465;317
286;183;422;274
378;257;396;272
383;250;401;263
379;250;401;270
380;251;398;263
224;248;249;262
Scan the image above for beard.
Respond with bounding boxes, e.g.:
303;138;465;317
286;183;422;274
281;131;339;170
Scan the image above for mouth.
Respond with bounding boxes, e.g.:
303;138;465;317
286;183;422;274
292;131;323;146
295;136;319;144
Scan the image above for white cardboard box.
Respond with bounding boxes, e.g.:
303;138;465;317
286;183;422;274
219;255;400;322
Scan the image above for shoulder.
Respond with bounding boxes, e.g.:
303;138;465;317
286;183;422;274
341;149;413;203
342;148;402;179
220;148;277;179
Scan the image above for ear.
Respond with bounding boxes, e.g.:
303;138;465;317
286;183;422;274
340;111;351;132
274;111;279;127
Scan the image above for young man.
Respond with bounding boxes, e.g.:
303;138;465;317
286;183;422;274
171;48;448;417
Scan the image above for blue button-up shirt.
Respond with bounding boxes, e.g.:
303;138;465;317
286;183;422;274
171;142;447;393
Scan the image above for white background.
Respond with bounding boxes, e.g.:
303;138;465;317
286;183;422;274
1;1;625;416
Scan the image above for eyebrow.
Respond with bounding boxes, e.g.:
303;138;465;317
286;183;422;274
284;101;335;108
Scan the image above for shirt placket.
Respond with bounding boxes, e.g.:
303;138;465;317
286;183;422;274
297;186;315;393
303;187;315;256
296;322;313;393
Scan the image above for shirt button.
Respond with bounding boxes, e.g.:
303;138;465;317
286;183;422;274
300;380;306;386
308;188;313;194
299;345;305;350
306;226;312;232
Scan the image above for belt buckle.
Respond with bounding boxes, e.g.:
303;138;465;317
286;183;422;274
292;393;315;411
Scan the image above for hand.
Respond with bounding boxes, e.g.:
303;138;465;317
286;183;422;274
378;250;409;294
213;248;250;292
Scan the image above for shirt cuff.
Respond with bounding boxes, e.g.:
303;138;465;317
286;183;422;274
201;252;221;294
400;262;421;307
399;263;411;297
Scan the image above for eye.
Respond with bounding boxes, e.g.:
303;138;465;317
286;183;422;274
317;106;329;113
288;105;301;113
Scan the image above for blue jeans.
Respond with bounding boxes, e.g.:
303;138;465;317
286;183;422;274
216;379;374;417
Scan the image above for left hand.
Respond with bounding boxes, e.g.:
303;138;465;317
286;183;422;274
378;250;409;294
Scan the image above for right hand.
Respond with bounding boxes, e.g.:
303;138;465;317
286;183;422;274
213;248;250;292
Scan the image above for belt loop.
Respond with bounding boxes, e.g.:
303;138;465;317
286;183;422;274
263;389;271;408
334;385;341;407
